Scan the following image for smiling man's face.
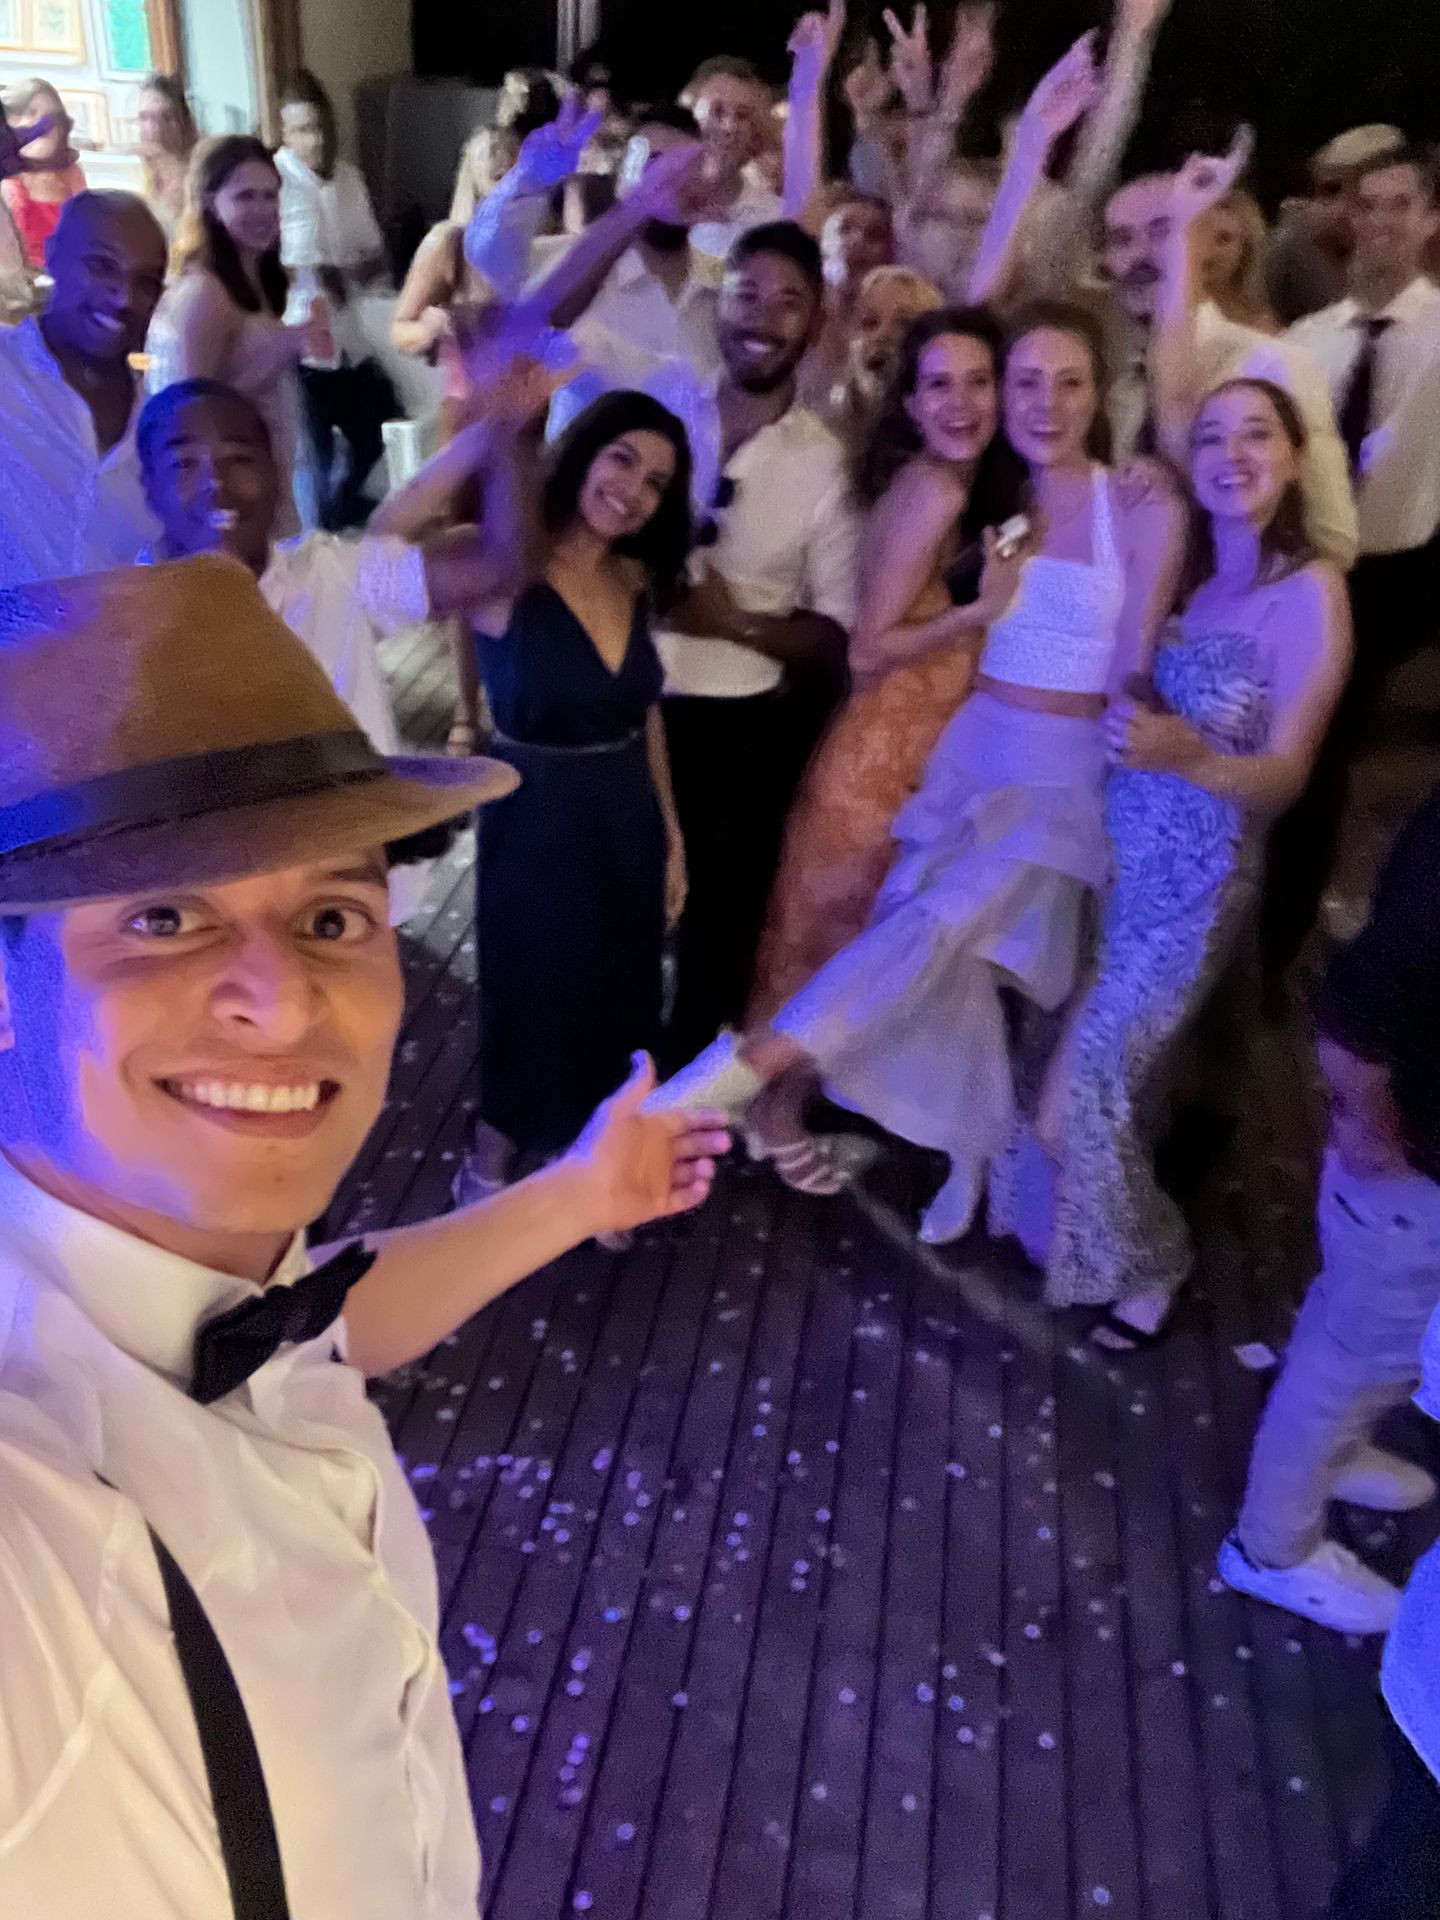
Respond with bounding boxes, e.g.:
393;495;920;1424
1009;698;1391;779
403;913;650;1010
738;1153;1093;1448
0;856;402;1276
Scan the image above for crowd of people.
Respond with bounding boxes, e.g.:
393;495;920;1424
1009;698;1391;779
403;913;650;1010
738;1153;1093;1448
0;4;1438;1911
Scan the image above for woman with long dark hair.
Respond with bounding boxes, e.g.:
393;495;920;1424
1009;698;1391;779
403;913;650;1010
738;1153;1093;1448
1023;378;1350;1347
462;390;693;1187
148;135;326;534
744;306;1025;1190
657;303;1184;1239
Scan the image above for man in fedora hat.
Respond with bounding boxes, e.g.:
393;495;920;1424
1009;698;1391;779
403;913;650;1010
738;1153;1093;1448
0;555;728;1916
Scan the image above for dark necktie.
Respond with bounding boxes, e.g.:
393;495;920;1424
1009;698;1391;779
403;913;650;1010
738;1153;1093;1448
1338;315;1393;479
189;1243;376;1406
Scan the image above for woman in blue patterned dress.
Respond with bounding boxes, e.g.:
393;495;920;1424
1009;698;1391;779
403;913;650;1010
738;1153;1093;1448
1009;379;1352;1347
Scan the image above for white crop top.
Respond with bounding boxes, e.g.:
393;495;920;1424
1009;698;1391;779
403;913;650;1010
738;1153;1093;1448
978;468;1127;695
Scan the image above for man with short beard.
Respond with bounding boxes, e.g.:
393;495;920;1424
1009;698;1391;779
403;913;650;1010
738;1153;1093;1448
1099;168;1357;571
656;222;858;1061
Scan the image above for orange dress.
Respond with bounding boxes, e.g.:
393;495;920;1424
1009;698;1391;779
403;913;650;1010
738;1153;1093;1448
748;640;978;1022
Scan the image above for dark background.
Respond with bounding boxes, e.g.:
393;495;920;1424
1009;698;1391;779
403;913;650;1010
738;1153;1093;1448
412;0;1440;203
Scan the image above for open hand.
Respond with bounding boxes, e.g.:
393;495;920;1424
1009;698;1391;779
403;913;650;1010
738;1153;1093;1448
566;1054;730;1236
883;4;934;114
937;3;996;117
515;95;605;191
1169;125;1255;227
1019;32;1102;145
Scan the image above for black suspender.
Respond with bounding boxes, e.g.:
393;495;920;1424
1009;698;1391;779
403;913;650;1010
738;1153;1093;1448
97;1479;291;1919
146;1523;292;1920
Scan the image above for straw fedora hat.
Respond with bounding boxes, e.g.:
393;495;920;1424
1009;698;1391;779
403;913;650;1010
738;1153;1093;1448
0;555;518;913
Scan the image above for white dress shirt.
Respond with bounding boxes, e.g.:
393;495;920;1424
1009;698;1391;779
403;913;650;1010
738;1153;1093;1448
655;399;859;699
276;146;389;369
0;1152;480;1918
0;318;159;585
1288;276;1440;556
1109;300;1360;573
689;177;783;262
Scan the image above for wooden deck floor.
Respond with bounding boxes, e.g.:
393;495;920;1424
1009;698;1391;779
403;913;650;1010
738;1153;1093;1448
326;624;1440;1920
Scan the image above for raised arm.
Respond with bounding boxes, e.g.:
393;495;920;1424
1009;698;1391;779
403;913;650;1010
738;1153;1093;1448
1149;130;1256;464
513;139;708;334
966;33;1101;308
900;4;996;205
462;98;602;297
784;0;847;227
1111;563;1353;814
1066;0;1172;216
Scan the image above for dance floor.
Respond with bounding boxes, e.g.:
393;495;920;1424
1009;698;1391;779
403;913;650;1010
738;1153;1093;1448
324;621;1440;1920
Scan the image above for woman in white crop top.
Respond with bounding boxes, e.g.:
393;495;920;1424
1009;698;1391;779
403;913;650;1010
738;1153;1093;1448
650;304;1185;1242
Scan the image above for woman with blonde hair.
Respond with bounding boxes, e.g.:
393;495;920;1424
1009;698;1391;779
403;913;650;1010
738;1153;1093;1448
812;262;942;454
135;72;197;240
1198;187;1278;332
0;78;85;268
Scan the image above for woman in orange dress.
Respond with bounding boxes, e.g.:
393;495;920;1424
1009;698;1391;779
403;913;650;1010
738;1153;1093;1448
745;306;1026;1189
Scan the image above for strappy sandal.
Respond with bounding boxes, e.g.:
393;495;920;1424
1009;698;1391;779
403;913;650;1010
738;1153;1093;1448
748;1129;852;1197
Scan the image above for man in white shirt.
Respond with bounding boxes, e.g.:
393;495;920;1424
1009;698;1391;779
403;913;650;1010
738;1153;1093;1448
656;222;858;1060
1099;170;1359;573
277;70;399;532
135;375;533;919
0;556;726;1917
683;56;784;259
1263;145;1440;989
0;189;168;585
466;101;726;440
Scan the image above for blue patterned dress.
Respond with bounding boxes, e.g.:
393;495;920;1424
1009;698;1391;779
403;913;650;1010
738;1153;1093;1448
1038;606;1276;1307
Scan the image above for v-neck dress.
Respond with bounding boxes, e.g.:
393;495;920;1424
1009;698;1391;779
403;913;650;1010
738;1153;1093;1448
475;582;666;1160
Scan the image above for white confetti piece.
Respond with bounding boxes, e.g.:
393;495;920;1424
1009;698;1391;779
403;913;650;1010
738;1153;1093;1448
1233;1342;1278;1371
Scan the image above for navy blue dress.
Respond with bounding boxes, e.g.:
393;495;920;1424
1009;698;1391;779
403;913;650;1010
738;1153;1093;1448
476;581;666;1161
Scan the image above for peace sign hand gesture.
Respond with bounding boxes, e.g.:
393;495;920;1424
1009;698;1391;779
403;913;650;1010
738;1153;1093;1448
789;0;847;90
883;5;934;115
514;95;605;192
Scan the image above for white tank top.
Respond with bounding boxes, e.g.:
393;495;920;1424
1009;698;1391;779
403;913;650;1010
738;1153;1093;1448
978;467;1127;695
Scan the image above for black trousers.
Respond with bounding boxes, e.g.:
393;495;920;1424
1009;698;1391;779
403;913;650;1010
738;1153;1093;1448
663;676;835;1067
1261;539;1440;993
299;357;398;533
1326;1716;1440;1919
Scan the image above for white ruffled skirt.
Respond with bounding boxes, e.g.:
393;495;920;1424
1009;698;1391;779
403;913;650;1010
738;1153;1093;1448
772;693;1109;1182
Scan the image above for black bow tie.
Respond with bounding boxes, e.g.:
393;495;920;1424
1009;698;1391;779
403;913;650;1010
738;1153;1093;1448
189;1243;376;1406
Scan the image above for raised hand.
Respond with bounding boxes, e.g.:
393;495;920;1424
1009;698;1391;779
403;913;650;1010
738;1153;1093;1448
1118;0;1176;35
843;38;893;121
0;108;57;182
1168;124;1256;226
883;4;934;115
514;95;604;192
565;1054;730;1235
789;0;847;87
1018;31;1102;144
629;138;712;224
937;3;996;118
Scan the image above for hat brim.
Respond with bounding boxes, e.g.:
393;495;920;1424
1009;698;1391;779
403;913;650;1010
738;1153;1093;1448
0;751;519;914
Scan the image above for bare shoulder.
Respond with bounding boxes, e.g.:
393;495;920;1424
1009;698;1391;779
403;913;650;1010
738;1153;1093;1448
877;457;971;524
1276;558;1351;645
1113;468;1187;562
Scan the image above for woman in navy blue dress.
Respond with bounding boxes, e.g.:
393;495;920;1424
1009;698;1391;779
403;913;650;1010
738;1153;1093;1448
468;391;692;1177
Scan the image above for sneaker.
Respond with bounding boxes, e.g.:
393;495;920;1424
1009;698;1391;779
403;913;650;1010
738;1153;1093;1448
1333;1445;1438;1513
644;1033;763;1119
1217;1531;1401;1636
